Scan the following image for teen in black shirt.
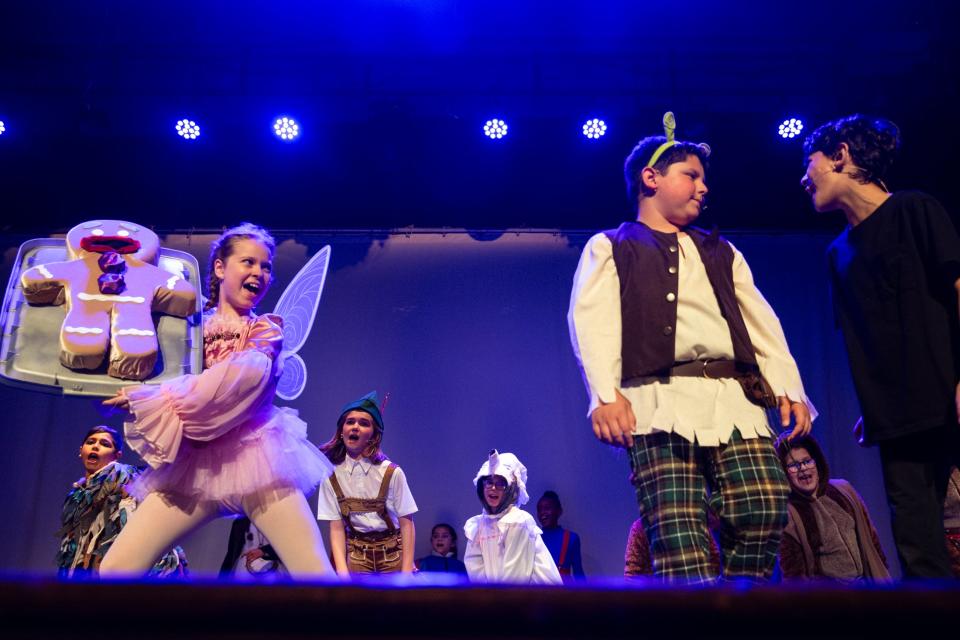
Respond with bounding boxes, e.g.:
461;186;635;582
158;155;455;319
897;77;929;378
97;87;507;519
802;114;960;578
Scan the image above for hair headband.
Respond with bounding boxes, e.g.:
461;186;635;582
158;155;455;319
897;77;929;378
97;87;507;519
645;111;711;168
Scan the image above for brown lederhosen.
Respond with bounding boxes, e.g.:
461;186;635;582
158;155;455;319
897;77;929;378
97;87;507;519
329;463;403;574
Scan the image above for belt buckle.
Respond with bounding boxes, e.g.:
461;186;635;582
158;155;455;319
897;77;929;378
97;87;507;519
701;359;716;379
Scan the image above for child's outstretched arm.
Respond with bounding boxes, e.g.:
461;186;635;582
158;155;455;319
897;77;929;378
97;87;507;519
103;318;283;468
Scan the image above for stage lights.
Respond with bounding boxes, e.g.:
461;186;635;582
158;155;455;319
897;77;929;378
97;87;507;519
582;118;607;140
175;119;200;140
483;118;508;140
1;112;827;148
274;117;300;141
778;118;804;139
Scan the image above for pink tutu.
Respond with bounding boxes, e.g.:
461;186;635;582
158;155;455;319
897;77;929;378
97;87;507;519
122;312;333;510
129;405;333;504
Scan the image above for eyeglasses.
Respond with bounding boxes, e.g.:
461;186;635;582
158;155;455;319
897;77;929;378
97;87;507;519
785;458;816;474
482;477;508;490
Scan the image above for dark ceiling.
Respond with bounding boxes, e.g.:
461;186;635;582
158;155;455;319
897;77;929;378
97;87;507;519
1;1;957;233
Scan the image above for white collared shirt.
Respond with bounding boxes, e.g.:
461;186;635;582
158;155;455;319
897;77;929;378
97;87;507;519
568;232;817;445
316;457;418;533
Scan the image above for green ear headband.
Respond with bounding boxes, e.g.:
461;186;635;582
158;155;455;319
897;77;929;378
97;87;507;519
645;111;711;168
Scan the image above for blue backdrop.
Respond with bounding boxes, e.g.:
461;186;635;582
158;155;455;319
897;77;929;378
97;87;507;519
0;228;889;577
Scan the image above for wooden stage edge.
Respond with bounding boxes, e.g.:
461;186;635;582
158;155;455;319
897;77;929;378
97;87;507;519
3;574;960;639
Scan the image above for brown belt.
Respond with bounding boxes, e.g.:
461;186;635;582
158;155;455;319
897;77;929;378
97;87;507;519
666;359;744;379
349;529;400;543
663;359;778;409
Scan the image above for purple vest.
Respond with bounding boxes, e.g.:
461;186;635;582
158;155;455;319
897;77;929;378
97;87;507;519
604;222;759;381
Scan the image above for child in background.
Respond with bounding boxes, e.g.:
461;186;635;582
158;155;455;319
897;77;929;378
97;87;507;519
463;450;562;584
776;433;891;582
417;523;467;575
58;425;187;577
317;391;418;575
219;517;287;580
537;490;585;581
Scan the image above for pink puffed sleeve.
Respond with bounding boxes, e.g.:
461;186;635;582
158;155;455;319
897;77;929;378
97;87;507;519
122;315;285;468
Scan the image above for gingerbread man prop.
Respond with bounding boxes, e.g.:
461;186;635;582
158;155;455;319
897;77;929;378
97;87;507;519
20;220;197;380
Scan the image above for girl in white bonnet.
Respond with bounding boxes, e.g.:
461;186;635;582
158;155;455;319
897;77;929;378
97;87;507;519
463;450;562;584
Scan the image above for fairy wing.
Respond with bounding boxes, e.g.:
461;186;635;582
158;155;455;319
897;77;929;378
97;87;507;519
274;245;331;401
276;353;308;402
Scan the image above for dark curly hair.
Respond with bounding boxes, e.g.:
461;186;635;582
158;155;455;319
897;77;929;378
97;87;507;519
538;490;562;509
82;425;124;454
774;432;830;497
431;523;459;557
803;114;901;187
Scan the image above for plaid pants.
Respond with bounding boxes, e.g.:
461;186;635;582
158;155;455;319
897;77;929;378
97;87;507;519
629;429;789;583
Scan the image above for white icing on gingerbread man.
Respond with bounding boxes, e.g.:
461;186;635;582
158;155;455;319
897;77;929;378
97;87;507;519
20;219;197;380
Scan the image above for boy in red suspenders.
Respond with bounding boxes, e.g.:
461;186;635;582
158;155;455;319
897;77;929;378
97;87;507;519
537;491;584;581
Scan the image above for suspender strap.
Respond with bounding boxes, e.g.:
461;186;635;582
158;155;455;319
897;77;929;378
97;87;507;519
558;529;571;567
377;463;397;500
328;474;355;535
330;462;399;536
329;473;346;501
376;463;397;533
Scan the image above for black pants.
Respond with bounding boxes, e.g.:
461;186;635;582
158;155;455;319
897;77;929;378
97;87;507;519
878;425;959;578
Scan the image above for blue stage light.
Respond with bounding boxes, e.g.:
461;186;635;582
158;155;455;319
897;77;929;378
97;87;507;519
274;117;300;141
483;118;508;140
582;118;607;140
778;118;804;139
175;119;200;140
0;120;5;136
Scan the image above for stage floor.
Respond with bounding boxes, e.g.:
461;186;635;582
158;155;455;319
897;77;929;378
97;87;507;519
4;575;959;639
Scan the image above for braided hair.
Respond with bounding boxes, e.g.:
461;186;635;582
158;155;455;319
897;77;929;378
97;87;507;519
204;223;276;311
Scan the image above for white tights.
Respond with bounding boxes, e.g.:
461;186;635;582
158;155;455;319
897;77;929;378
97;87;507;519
99;489;334;579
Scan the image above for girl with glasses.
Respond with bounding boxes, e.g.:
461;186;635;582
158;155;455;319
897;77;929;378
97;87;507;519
775;433;890;582
462;450;562;584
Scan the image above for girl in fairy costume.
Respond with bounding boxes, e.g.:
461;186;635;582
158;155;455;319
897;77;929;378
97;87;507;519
100;223;335;578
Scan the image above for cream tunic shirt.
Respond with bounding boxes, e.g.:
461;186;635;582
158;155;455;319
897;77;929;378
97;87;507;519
569;232;817;445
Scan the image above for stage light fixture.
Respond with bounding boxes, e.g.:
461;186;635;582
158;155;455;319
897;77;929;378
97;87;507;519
274;117;300;141
778;118;804;139
483;118;508;140
0;120;5;136
175;119;200;140
582;118;607;139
